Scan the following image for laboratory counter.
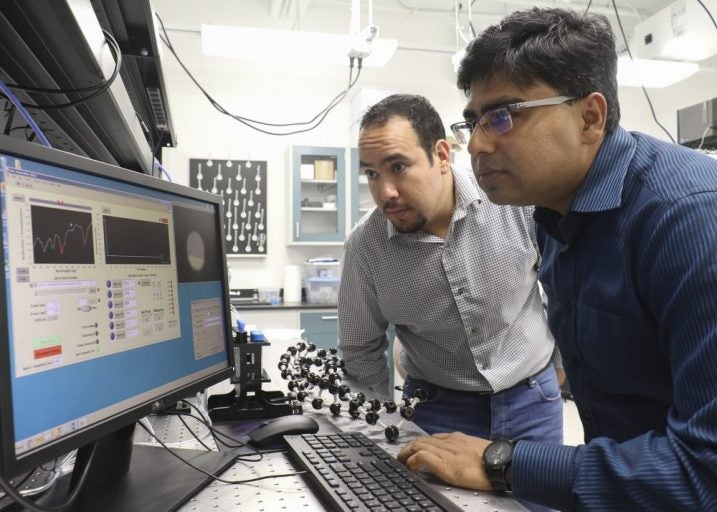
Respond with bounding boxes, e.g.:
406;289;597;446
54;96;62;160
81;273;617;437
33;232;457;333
231;300;337;310
162;336;529;512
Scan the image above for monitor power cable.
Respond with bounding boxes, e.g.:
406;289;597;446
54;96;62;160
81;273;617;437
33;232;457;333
136;421;306;485
161;408;269;463
0;443;97;512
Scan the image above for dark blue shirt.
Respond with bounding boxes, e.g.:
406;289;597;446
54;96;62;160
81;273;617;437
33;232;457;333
512;127;717;510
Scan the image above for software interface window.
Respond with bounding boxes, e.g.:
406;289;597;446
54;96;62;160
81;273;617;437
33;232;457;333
0;152;228;463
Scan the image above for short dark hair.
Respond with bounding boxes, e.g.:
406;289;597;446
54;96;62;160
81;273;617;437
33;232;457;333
360;94;446;163
457;7;620;133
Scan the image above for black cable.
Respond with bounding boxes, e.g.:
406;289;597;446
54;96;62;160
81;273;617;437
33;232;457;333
158;27;359;134
584;0;594;14
163;410;255;452
0;443;97;512
5;75;112;95
9;30;122;110
696;0;717;31
166;22;357;128
167;406;287;463
4;26;122;97
2;102;16;135
7;126;30;134
176;414;215;452
154;13;362;135
136;421;305;485
1;468;37;500
156;12;356;128
610;0;675;143
179;399;221;448
151;128;165;167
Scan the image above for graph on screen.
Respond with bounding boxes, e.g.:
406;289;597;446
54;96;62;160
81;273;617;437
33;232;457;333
103;216;171;265
31;205;95;264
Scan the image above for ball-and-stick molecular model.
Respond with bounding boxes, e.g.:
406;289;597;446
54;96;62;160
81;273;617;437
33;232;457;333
278;342;426;442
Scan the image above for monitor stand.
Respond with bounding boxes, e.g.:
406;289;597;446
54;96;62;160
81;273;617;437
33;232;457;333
40;424;237;512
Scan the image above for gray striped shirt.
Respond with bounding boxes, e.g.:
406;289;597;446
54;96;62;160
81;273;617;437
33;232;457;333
338;166;555;400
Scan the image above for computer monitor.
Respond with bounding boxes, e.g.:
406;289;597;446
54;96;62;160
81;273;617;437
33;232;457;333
0;137;235;507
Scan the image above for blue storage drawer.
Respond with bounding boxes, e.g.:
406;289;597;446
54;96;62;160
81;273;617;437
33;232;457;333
300;311;339;349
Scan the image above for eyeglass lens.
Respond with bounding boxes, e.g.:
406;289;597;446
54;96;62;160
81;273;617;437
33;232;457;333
484;109;512;134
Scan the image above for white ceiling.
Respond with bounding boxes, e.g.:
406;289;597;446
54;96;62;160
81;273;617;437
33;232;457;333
267;0;679;34
153;0;703;90
155;0;682;70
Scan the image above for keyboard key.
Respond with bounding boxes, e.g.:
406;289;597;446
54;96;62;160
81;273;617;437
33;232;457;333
285;432;462;512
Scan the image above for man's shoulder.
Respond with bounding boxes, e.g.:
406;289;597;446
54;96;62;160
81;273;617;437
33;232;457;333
345;209;388;248
630;132;717;202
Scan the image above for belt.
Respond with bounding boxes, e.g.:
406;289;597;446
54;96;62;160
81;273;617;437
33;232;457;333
487;360;554;395
406;361;554;396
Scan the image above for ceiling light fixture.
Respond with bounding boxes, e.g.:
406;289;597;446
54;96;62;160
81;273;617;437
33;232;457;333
617;56;699;88
201;24;398;68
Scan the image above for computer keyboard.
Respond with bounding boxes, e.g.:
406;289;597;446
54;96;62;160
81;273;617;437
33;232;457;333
284;432;463;512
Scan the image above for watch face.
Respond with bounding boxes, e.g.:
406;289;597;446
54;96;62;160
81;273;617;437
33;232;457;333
485;440;513;466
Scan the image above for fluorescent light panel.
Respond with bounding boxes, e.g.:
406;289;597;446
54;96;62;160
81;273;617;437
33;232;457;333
201;24;397;67
617;56;699;88
450;49;698;89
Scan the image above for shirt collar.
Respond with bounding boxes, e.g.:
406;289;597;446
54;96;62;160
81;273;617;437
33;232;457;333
386;165;482;239
569;126;636;213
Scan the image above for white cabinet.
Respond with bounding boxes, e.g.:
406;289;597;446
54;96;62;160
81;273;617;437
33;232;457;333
289;146;346;244
349;147;375;228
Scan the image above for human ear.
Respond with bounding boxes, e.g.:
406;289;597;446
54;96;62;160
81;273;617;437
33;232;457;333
580;93;608;144
434;139;452;174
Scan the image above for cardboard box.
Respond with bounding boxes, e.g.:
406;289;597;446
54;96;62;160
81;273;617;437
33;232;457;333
314;160;335;180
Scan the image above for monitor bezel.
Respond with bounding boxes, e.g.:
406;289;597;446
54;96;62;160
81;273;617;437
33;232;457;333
0;136;235;479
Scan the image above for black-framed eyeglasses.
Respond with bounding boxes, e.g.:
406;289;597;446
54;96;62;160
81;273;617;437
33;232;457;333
450;95;576;144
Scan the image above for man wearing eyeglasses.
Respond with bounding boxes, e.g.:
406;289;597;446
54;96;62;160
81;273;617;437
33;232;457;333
338;93;565;449
398;7;717;511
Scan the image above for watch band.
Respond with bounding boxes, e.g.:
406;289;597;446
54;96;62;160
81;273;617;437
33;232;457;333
482;439;514;492
487;466;511;492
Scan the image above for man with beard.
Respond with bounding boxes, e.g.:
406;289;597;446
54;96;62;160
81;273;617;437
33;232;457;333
338;93;564;445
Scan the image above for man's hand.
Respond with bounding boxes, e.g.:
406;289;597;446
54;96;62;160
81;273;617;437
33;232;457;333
396;432;493;491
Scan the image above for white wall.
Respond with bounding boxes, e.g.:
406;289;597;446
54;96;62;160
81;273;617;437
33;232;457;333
618;54;717;138
154;0;717;290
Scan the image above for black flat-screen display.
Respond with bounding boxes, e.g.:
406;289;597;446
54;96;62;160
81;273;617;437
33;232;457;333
0;137;233;482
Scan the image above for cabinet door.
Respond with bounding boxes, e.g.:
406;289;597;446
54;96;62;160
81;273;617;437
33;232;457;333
300;310;339;349
290;146;346;243
349;147;375;228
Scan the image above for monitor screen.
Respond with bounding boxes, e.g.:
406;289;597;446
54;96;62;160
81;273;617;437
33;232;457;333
0;138;234;480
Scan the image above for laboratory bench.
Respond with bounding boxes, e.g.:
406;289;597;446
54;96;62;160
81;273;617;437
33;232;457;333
20;337;527;511
232;300;340;349
232;300;337;310
169;337;527;511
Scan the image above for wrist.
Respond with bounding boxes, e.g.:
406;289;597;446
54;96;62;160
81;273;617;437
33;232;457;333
482;439;515;492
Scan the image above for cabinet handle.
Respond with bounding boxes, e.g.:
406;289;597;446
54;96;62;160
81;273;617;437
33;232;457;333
321;315;338;321
295;222;300;238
